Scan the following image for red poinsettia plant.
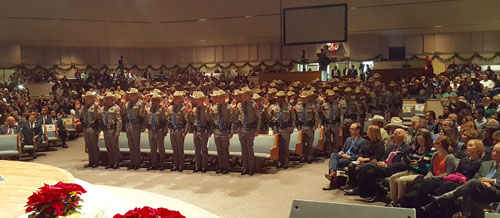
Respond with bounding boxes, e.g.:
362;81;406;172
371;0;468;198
113;206;186;218
25;182;87;218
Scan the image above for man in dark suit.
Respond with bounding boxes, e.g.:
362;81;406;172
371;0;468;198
0;116;20;135
36;107;50;126
423;144;500;217
21;114;43;151
323;123;365;190
47;109;67;148
345;128;411;201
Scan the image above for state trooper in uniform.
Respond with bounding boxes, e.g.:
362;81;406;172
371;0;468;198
295;90;319;164
188;91;213;173
320;89;341;153
75;91;101;168
269;91;296;169
121;88;144;170
210;90;233;174
142;91;168;171
234;87;260;176
167;91;189;172
99;92;122;169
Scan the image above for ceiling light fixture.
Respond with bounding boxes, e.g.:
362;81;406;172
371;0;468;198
200;39;207;42
434;25;443;28
199;18;208;21
244;15;252;18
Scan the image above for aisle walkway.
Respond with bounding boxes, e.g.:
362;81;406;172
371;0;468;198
30;138;383;218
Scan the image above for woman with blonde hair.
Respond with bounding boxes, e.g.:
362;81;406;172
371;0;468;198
345;125;385;189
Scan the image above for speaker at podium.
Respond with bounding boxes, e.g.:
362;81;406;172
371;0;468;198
289;200;416;218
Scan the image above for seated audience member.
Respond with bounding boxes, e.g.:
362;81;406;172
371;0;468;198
425;111;439;134
402;136;457;209
419;139;483;217
369;115;390;142
345;128;410;202
455;128;480;159
422;143;500;218
387;130;434;206
482;120;500;161
473;108;487;131
47;109;67;148
408;116;428;140
0;116;20;135
323;123;365;190
20;114;43;150
415;89;429;104
345;125;386;189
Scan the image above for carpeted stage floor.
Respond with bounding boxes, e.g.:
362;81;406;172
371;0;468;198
29;138;383;218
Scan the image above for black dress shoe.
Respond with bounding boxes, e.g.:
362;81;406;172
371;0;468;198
222;169;229;174
113;164;120;169
147;167;157;171
105;165;112;169
159;166;165;171
361;195;381;203
62;143;68;148
307;160;312;164
248;170;254;176
276;163;282;169
178;167;183;172
171;166;177;171
241;169;247;175
283;165;288;169
193;167;200;172
133;166;139;170
91;164;98;168
216;169;222;174
202;168;208;173
84;164;92;168
127;165;134;170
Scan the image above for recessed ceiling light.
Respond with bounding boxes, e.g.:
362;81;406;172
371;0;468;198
350;7;357;9
244;15;252;18
199;18;207;21
434;25;443;28
200;39;207;42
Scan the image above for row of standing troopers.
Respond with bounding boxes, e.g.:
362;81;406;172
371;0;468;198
75;84;402;175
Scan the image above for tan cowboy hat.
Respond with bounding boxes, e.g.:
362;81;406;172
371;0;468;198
338;83;345;88
103;92;118;99
252;93;261;100
326;90;335;96
253;88;262;94
150;92;164;99
332;87;339;92
192;91;206;99
299;90;310;98
355;88;361;94
268;88;278;94
287;91;296;97
276;91;286;97
262;81;268;86
240;87;252;94
307;90;315;96
344;87;352;92
83;91;96;98
233;89;241;96
374;81;381;87
374;73;381;79
369;115;386;123
211;90;226;97
151;89;161;94
127;88;140;95
310;87;317;92
389;81;396;87
385;117;408;129
173;91;185;97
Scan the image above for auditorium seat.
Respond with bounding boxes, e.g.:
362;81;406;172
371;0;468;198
62;118;78;139
42;124;60;147
0;134;22;159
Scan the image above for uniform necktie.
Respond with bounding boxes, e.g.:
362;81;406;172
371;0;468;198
172;106;177;126
486;163;498;179
197;106;201;126
8;127;12;134
85;109;89;125
244;102;248;124
329;103;333;119
105;109;109;126
302;104;306;122
31;122;34;129
129;106;133;120
152;110;156;127
218;105;222;128
279;106;283;125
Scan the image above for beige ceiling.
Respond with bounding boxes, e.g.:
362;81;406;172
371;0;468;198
0;0;499;48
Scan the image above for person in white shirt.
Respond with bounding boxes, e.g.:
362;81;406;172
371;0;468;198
450;77;461;92
480;73;495;89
